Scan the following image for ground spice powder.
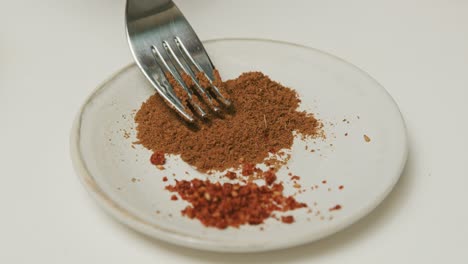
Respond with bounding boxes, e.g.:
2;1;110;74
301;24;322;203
135;71;321;172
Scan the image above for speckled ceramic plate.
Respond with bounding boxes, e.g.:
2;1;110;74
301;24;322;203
70;38;407;252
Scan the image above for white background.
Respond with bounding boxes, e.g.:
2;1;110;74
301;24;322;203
1;0;467;263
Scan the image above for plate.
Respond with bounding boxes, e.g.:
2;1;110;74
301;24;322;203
70;38;407;252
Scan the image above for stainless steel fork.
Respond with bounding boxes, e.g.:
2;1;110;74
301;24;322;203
126;0;230;122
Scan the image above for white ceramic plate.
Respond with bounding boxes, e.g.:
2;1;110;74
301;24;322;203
70;38;407;252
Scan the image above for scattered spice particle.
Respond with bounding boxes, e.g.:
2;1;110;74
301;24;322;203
291;175;300;180
225;171;237;180
162;176;168;182
364;134;371;142
131;178;137;183
264;170;277;185
281;215;295;224
329;204;342;211
339;185;344;190
260;227;264;231
170;195;178;201
150;151;166;166
156;210;160;214
241;163;255;176
293;183;301;189
328;188;332;192
322;180;327;184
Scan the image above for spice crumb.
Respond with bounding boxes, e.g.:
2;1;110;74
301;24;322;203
131;178;137;183
264;170;277;185
364;134;371;142
329;204;342;211
170;195;178;201
162;176;168;182
156;210;160;214
322;180;327;184
339;185;344;190
281;215;295;224
241;163;255;176
225;171;237;180
293;183;301;189
291;175;300;180
150;151;166;165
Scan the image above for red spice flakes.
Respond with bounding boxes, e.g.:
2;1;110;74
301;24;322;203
329;204;342;211
339;185;344;190
162;176;168;182
225;171;237;180
322;180;327;184
170;195;178;201
281;215;295;224
264;170;277;185
166;179;306;229
241;163;255;176
150;151;166;165
291;175;300;181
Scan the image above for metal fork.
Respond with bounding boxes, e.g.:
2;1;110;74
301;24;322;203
126;0;230;122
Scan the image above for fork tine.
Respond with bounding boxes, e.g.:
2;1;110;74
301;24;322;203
174;37;232;106
151;45;207;118
163;41;221;112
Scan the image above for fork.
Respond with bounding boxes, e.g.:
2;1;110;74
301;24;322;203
126;0;231;122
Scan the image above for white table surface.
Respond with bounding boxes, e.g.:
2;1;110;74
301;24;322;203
1;0;467;263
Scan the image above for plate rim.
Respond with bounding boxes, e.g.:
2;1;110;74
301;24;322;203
70;38;408;252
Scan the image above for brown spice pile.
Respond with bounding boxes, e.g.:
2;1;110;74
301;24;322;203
135;71;321;172
166;179;306;229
